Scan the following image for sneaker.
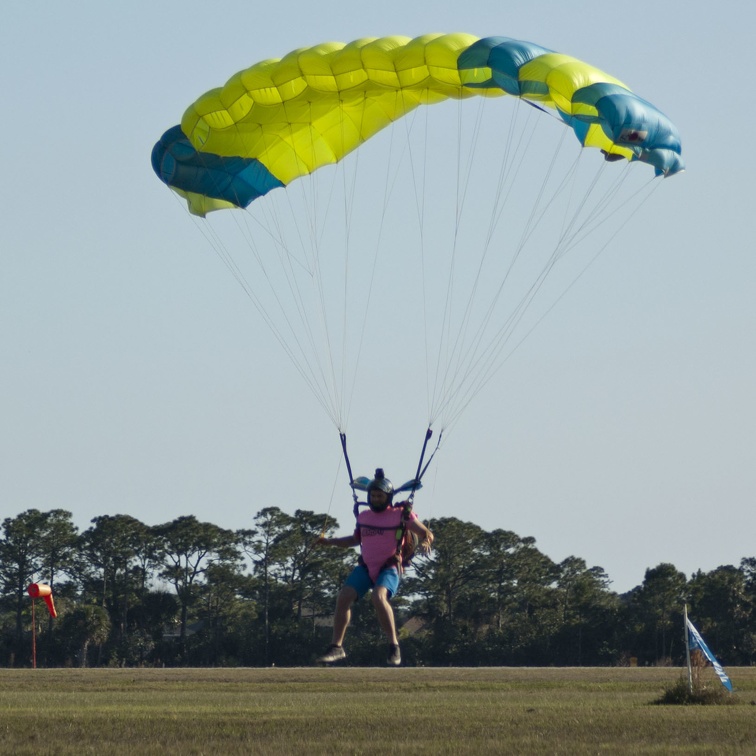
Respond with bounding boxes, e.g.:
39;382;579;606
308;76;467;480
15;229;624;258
317;645;346;664
387;644;401;666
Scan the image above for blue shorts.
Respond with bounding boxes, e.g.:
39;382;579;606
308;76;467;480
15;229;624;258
344;564;400;599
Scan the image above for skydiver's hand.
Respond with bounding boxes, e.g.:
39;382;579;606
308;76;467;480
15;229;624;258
418;535;433;555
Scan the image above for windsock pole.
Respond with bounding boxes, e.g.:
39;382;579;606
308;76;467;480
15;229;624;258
30;595;37;669
27;583;57;669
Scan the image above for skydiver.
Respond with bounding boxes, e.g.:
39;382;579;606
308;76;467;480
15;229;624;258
315;469;434;666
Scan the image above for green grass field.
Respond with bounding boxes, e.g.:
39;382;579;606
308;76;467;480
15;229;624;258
1;667;753;754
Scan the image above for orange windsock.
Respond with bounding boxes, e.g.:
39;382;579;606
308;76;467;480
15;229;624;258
27;583;57;618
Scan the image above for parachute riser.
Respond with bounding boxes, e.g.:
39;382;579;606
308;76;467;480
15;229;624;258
339;426;442;510
339;432;360;518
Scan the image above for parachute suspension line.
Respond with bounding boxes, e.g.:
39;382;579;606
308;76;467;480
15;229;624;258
320;450;345;538
395;93;526;428
438;94;474;410
418;98;432;423
549;153;615;261
424;92;472;426
507;171;660;361
398;92;433;422
554;159;647;259
430;125;598;427
206;114;344;429
257;180;342;426
398;91;481;428
175;189;338;423
322;93;405;431
448;101;546;360
429;97;471;423
509;128;573;268
205;119;332;420
441;163;661;433
490;102;541;233
433;95;472;416
326;112;416;504
429;97;531;424
438;141;590;425
455;89;490;224
457;131;584;404
516;152;617;297
337;93;394;429
255;197;342;422
401;94;452;424
417;96;436;423
338;100;359;428
420;98;434;424
303;103;347;429
302;110;352;426
488;103;539;205
443;173;662;435
303;101;362;430
423;97;532;426
433;95;540;427
252;104;356;430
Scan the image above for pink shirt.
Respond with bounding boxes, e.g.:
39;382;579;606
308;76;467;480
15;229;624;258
355;505;418;582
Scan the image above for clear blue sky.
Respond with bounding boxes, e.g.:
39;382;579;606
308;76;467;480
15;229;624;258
2;1;753;594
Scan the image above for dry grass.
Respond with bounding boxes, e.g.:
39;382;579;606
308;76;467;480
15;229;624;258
0;666;754;754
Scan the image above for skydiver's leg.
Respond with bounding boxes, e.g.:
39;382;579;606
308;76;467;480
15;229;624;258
331;585;358;646
371;586;399;646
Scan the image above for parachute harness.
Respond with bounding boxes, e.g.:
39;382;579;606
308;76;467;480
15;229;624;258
340;427;441;573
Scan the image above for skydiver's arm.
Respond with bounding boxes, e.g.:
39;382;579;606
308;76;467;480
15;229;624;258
407;519;434;555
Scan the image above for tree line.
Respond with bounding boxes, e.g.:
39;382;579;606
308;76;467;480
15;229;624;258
2;507;755;668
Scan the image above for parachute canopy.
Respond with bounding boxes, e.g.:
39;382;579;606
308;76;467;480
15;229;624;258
151;33;683;437
152;33;683;216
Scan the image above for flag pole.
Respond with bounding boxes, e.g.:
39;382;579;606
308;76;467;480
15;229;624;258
684;604;692;694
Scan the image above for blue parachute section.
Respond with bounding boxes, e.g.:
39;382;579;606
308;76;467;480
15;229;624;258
458;37;683;176
151;125;283;214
